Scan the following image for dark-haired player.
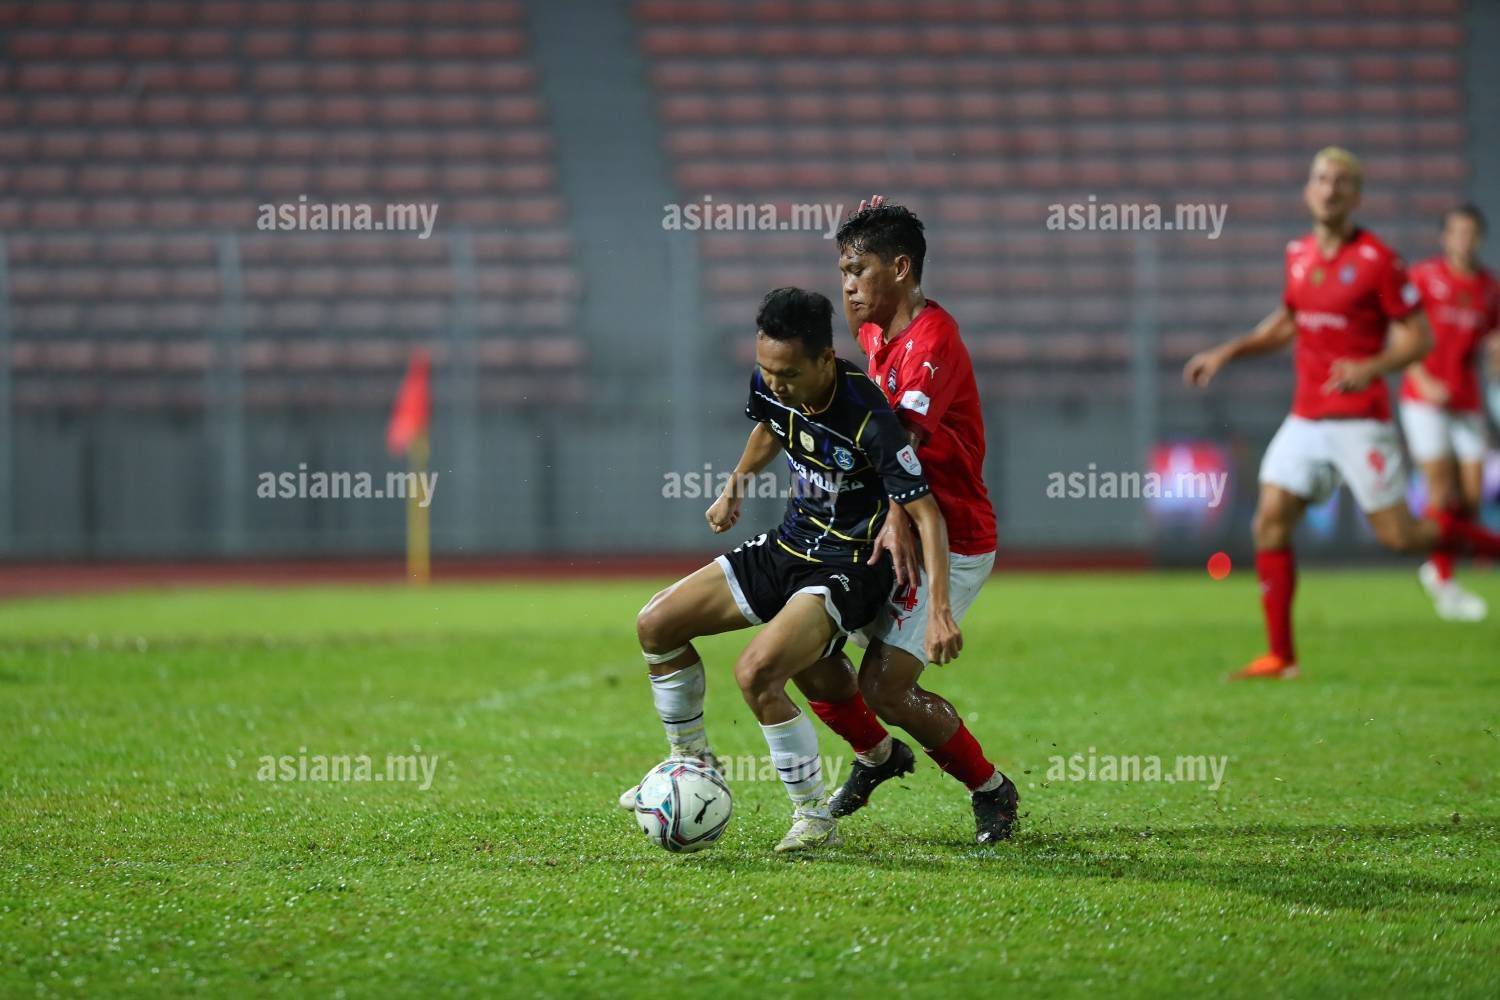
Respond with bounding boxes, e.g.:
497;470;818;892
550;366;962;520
1399;204;1498;621
1185;148;1500;679
789;197;1019;844
620;287;961;852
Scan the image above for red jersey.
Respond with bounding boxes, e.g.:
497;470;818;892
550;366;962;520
857;300;997;555
1399;258;1500;413
1282;228;1419;421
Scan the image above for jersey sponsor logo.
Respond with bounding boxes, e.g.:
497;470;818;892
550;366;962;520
832;446;855;470
899;389;932;415
1295;310;1349;331
786;457;862;494
896;444;922;476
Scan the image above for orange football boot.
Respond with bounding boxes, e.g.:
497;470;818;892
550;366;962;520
1228;653;1299;681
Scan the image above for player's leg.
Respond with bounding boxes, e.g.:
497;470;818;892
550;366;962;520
1238;417;1323;680
618;560;755;808
1401;400;1480;616
792;650;895;770
834;553;1015;840
1458;458;1486;514
1237;483;1309;679
1417;456;1460;582
1339;418;1499;618
733;592;845;852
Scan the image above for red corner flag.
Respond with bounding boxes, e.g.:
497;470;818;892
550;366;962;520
386;349;431;456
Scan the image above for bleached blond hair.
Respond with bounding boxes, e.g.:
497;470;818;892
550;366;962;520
1310;146;1363;190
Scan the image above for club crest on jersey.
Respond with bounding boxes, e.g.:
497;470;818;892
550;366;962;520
799;430;815;452
1338;264;1356;285
832;446;855;470
896;444;922;476
1311;267;1325;286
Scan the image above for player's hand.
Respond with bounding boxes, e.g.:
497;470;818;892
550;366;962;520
856;194;885;214
1183;348;1226;388
868;508;921;589
705;493;742;534
1324;357;1379;394
925;608;962;666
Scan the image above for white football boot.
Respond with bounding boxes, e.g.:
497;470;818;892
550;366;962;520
618;749;722;810
1419;561;1488;622
773;801;841;854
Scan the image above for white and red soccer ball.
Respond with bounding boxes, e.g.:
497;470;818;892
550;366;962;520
632;758;732;853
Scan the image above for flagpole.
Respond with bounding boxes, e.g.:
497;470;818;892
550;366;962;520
407;429;430;586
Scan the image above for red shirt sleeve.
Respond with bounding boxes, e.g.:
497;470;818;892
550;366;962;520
1377;252;1420;321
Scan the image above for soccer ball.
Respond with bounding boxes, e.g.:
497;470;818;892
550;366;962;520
633;757;732;853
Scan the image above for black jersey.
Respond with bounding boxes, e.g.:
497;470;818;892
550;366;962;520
745;358;931;564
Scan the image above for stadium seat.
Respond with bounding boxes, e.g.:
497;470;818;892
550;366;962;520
1;4;585;412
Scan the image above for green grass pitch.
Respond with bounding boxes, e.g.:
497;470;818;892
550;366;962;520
2;569;1498;996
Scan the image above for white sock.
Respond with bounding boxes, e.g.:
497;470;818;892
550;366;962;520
855;734;893;767
760;712;827;813
648;660;708;756
974;770;1005;794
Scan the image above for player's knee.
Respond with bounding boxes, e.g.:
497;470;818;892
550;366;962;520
798;656;857;703
1252;505;1293;549
733;647;780;708
858;668;904;719
1371;516;1423;554
635;592;680;654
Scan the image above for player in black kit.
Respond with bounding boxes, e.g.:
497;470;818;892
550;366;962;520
623;287;962;853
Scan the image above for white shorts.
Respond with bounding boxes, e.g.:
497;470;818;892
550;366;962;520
1259;415;1407;513
1399;400;1488;464
852;551;995;663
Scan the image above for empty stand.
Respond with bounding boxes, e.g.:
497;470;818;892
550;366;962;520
0;0;584;409
634;0;1469;376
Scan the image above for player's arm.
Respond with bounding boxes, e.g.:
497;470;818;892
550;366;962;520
1325;312;1432;394
897;493;961;666
707;422;781;534
1183;306;1296;387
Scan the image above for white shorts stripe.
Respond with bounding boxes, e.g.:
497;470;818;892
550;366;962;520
714;554;762;625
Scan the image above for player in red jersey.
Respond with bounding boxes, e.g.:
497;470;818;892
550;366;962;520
789;199;1018;843
1185;148;1500;680
1398;204;1499;621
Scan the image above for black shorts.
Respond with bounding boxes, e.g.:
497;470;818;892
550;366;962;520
715;532;896;657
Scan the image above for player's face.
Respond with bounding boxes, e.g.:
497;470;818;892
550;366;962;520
1304;157;1360;226
840;247;905;326
755;333;834;407
1441;213;1481;264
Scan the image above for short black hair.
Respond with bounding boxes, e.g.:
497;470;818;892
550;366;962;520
755;287;833;358
836;203;927;284
1446;202;1488;235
